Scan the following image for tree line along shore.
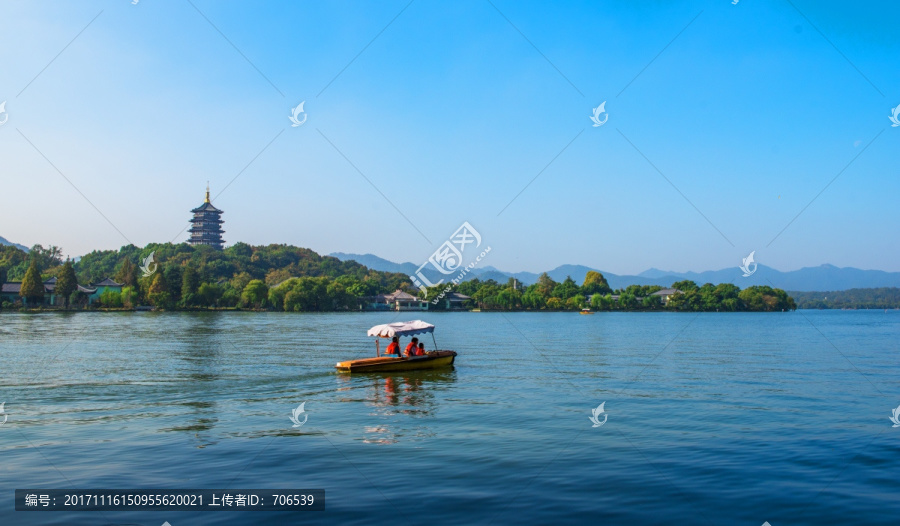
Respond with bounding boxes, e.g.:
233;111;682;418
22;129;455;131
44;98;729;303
1;242;797;312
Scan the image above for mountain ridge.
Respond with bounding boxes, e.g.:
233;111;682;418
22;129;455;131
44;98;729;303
0;236;29;253
329;253;900;292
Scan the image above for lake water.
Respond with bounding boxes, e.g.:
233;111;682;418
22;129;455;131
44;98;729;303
1;311;898;525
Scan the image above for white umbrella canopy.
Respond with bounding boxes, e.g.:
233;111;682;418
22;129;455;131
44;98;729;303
367;320;435;338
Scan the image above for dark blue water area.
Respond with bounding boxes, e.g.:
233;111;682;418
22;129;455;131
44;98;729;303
0;310;898;525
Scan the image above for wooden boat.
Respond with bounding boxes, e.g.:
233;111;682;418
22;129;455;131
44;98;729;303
336;351;457;372
335;320;458;373
580;308;594;314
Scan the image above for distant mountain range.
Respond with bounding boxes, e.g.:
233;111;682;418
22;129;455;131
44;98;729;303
3;235;895;291
0;236;29;252
330;253;900;292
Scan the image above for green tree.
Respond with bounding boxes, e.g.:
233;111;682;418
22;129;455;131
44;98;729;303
567;294;586;310
20;260;45;306
148;272;172;309
181;265;200;307
738;286;795;311
521;290;545;310
164;265;183;305
326;280;355;310
121;286;136;309
496;287;522;310
231;272;253;293
581;271;611;295
115;257;138;289
591;293;613;310
56;260;78;308
268;278;297;311
552;276;580;300
536;273;558;298
671;280;699;292
242;280;269;309
198;282;223;307
69;289;89;308
28;244;63;270
99;290;123;308
618;293;638;310
641;295;662;309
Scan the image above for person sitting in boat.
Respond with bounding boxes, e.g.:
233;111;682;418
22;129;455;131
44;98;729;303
415;342;427;356
384;336;401;357
404;337;419;357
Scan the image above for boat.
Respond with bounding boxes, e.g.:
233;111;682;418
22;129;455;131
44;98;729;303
580;308;594;315
335;320;458;373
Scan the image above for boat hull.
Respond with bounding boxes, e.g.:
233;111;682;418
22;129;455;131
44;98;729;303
336;351;457;373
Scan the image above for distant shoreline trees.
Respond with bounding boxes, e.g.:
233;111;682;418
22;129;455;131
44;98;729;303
0;242;797;313
790;288;900;309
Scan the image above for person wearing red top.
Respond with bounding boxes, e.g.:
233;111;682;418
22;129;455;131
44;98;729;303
415;342;427;356
404;337;419;357
384;336;401;357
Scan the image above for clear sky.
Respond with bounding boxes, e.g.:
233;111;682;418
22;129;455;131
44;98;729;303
1;0;897;275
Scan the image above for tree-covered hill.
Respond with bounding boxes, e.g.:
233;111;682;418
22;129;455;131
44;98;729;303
2;243;796;312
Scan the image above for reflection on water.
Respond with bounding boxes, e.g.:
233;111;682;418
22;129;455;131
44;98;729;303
359;370;457;444
168;314;225;448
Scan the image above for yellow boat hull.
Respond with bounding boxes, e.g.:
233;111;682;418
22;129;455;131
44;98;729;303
336;351;457;373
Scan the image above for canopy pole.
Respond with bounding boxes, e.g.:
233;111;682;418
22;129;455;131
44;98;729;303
376;339;380;357
431;333;437;350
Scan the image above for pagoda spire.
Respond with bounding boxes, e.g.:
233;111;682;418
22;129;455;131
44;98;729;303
205;181;210;203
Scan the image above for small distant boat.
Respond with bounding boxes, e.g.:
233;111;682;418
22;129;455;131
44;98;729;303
580;308;594;315
335;320;458;373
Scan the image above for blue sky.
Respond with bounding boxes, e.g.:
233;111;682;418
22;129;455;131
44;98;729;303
0;0;897;275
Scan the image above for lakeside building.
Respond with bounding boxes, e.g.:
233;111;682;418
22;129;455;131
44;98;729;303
360;289;428;311
436;292;471;310
188;185;225;250
0;277;122;307
649;288;681;306
586;288;681;307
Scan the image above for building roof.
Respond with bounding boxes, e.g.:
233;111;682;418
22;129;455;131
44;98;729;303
651;288;682;296
92;278;123;287
2;281;97;294
446;292;470;300
385;289;418;301
190;201;222;213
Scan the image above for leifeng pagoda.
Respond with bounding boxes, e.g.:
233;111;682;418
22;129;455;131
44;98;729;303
188;185;225;249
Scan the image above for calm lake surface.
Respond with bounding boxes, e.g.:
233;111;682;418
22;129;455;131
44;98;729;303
1;311;898;525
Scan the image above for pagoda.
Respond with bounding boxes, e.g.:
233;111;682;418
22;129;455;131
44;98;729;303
188;185;225;249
